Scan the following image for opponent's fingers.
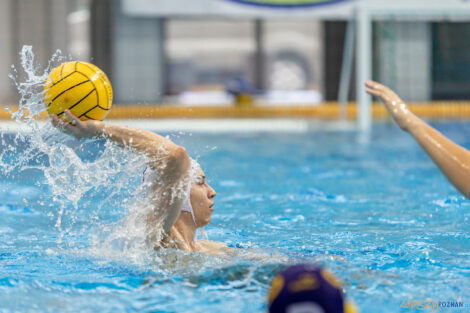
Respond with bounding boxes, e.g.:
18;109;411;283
369;82;398;99
365;80;378;88
366;88;390;103
365;88;382;97
367;89;398;109
365;80;385;91
366;84;401;103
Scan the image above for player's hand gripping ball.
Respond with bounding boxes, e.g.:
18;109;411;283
44;61;113;121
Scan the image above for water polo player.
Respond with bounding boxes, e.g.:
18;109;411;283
52;110;229;255
365;80;470;198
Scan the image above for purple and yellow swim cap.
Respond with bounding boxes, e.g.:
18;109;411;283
268;264;356;313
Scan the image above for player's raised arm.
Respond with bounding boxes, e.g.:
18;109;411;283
365;80;470;198
53;110;190;175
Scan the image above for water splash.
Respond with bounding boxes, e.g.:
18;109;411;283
8;45;64;122
2;46;157;262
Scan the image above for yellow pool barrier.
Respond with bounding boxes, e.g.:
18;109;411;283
2;102;470;120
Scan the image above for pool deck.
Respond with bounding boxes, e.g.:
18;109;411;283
1;102;470;132
0;118;358;133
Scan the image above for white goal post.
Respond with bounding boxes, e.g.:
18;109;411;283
352;0;470;132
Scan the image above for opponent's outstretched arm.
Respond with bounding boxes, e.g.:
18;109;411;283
52;110;190;234
365;80;470;198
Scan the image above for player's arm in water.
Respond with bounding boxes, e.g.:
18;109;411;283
365;80;470;198
51;110;191;235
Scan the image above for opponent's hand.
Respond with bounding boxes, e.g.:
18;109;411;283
365;80;418;132
51;110;105;139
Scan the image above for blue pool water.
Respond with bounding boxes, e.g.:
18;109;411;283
0;121;469;312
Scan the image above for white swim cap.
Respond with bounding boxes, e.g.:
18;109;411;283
181;181;195;225
183;158;202;227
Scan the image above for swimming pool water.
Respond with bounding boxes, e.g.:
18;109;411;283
0;121;469;313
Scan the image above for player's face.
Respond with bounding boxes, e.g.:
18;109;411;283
190;169;216;228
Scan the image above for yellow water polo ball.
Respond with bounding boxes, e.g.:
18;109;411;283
43;61;113;121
